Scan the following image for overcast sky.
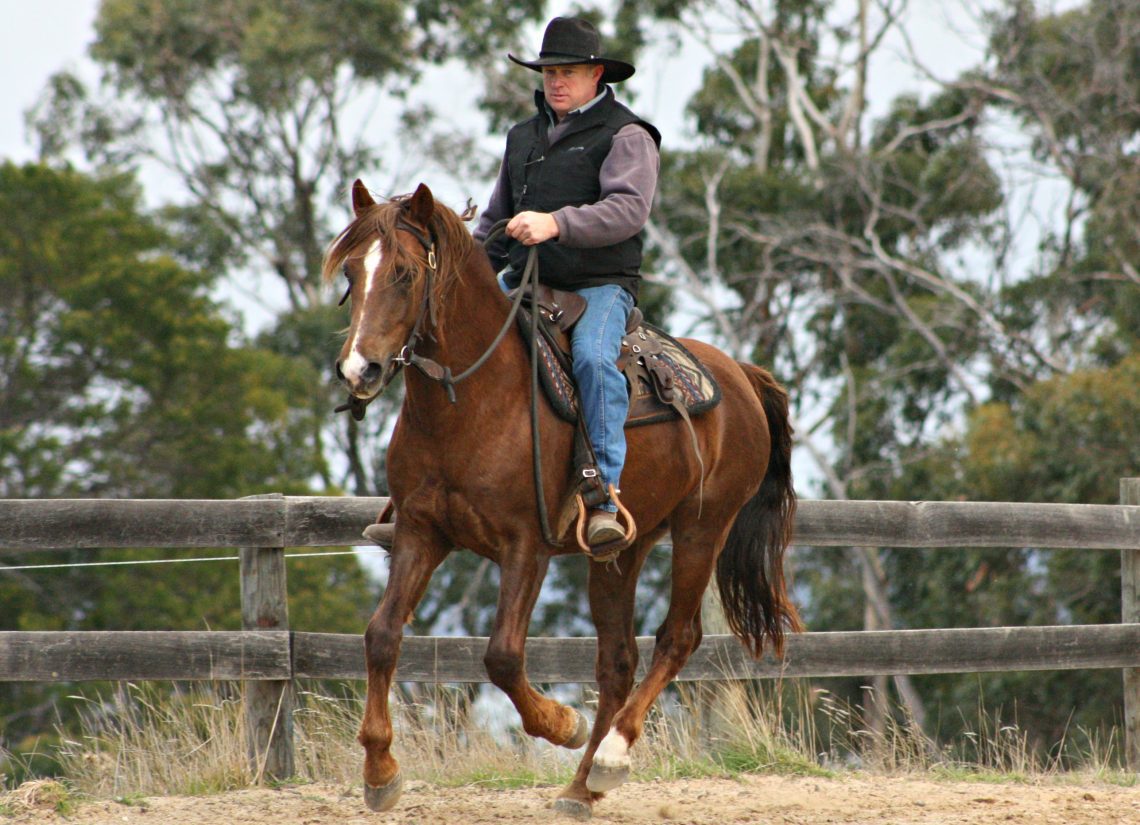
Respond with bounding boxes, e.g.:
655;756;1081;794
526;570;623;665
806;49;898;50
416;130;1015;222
1;1;1000;165
1;1;100;164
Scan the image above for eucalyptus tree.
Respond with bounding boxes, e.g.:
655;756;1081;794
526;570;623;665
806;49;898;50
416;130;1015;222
972;0;1140;376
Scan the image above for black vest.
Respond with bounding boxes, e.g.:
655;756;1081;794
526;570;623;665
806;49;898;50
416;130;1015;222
504;87;660;299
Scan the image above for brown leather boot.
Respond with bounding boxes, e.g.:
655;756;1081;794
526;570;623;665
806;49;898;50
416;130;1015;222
587;510;624;546
362;521;396;549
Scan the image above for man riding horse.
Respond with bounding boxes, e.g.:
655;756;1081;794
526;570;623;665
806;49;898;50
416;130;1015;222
327;34;798;805
473;16;661;550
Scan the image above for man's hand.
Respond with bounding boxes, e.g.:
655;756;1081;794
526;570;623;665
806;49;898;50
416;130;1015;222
507;211;560;245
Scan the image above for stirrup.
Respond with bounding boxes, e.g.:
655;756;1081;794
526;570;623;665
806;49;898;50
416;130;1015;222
575;484;636;563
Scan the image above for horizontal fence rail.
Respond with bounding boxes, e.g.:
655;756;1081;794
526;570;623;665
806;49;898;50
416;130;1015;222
3;485;1139;777
3;496;1140;551
3;625;1140;684
0;631;291;681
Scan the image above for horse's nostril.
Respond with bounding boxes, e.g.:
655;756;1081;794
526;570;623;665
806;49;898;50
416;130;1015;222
335;361;345;381
362;362;383;383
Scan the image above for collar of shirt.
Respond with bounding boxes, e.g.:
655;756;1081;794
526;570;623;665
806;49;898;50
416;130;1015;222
543;86;608;127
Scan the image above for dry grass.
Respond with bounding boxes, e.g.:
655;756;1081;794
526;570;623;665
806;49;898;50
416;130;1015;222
2;677;1131;806
291;684;575;790
46;682;577;798
53;684;252;797
0;778;76;815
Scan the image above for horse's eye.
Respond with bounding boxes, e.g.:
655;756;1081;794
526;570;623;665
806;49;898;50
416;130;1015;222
391;266;413;288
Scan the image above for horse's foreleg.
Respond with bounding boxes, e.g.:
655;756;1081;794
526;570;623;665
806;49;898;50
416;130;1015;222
555;542;648;819
359;537;449;812
587;530;725;794
484;550;587;748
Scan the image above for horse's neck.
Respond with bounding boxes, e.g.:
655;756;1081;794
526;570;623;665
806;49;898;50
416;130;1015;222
402;248;524;420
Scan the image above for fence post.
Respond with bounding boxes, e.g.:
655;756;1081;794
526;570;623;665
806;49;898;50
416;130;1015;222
1123;479;1140;771
240;493;295;782
698;587;734;749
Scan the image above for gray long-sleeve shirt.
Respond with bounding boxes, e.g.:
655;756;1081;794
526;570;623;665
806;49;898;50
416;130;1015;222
473;122;660;250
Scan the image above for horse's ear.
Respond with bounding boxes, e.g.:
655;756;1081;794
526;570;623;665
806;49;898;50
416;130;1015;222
406;183;435;227
352;179;375;216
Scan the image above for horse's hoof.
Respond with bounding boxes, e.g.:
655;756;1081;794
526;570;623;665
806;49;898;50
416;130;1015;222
562;710;590;750
363;772;403;812
585;763;629;793
552;797;592;820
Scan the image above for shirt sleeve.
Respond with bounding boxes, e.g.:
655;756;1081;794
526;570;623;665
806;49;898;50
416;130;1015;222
473;156;512;270
551;124;660;248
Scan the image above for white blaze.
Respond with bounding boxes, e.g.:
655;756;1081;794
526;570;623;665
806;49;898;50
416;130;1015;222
342;238;383;386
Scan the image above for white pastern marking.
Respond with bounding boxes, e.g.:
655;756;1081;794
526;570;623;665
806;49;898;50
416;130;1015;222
593;728;630;768
346;238;384;375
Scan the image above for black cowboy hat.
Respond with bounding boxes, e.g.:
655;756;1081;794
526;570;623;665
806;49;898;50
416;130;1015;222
508;17;635;84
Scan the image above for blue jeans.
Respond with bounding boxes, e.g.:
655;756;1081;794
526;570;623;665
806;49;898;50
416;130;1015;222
498;274;633;511
570;285;634;512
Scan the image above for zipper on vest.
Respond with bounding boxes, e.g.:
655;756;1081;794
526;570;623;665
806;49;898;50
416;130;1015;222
522;155;545;198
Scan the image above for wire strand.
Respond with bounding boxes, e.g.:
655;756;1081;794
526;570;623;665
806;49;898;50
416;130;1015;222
0;548;387;572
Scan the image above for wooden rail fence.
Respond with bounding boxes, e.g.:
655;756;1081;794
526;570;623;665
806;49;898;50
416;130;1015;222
2;481;1139;778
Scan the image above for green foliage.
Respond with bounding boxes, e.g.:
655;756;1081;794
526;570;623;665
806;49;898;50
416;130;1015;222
29;0;554;311
966;356;1140;506
91;0;410;103
986;0;1140;362
0;162;374;758
0;162;319;498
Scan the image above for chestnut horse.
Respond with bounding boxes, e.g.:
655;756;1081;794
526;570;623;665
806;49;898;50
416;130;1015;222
324;180;800;818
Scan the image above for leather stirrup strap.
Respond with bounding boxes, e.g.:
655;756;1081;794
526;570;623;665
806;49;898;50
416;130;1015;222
670;396;705;517
573;415;609;509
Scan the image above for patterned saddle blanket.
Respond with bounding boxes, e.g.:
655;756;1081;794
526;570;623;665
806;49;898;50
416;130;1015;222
515;305;721;427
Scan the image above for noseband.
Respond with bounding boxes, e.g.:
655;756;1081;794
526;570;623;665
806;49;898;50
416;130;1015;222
336;218;536;420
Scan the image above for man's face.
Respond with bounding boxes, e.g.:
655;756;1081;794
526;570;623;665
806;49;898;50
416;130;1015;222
542;64;604;119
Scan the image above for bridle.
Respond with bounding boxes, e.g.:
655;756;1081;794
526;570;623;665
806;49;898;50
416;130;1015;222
335;217;536;419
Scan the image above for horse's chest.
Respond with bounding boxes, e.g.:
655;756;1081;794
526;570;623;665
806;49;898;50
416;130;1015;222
390;415;535;498
388;461;512;548
417;491;507;558
441;492;505;553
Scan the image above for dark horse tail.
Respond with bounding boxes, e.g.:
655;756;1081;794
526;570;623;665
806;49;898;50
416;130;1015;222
716;363;803;658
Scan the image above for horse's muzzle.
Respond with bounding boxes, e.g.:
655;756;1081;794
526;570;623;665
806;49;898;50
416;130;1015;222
336;353;390;399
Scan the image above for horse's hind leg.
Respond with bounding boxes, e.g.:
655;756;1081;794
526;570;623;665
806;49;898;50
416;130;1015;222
359;533;449;812
484;547;587;748
586;520;726;794
555;536;655;819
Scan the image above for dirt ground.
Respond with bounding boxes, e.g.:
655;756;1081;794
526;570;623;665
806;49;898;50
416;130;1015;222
5;774;1139;825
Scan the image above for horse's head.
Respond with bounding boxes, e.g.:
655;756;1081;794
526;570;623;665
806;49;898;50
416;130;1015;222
323;180;458;400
